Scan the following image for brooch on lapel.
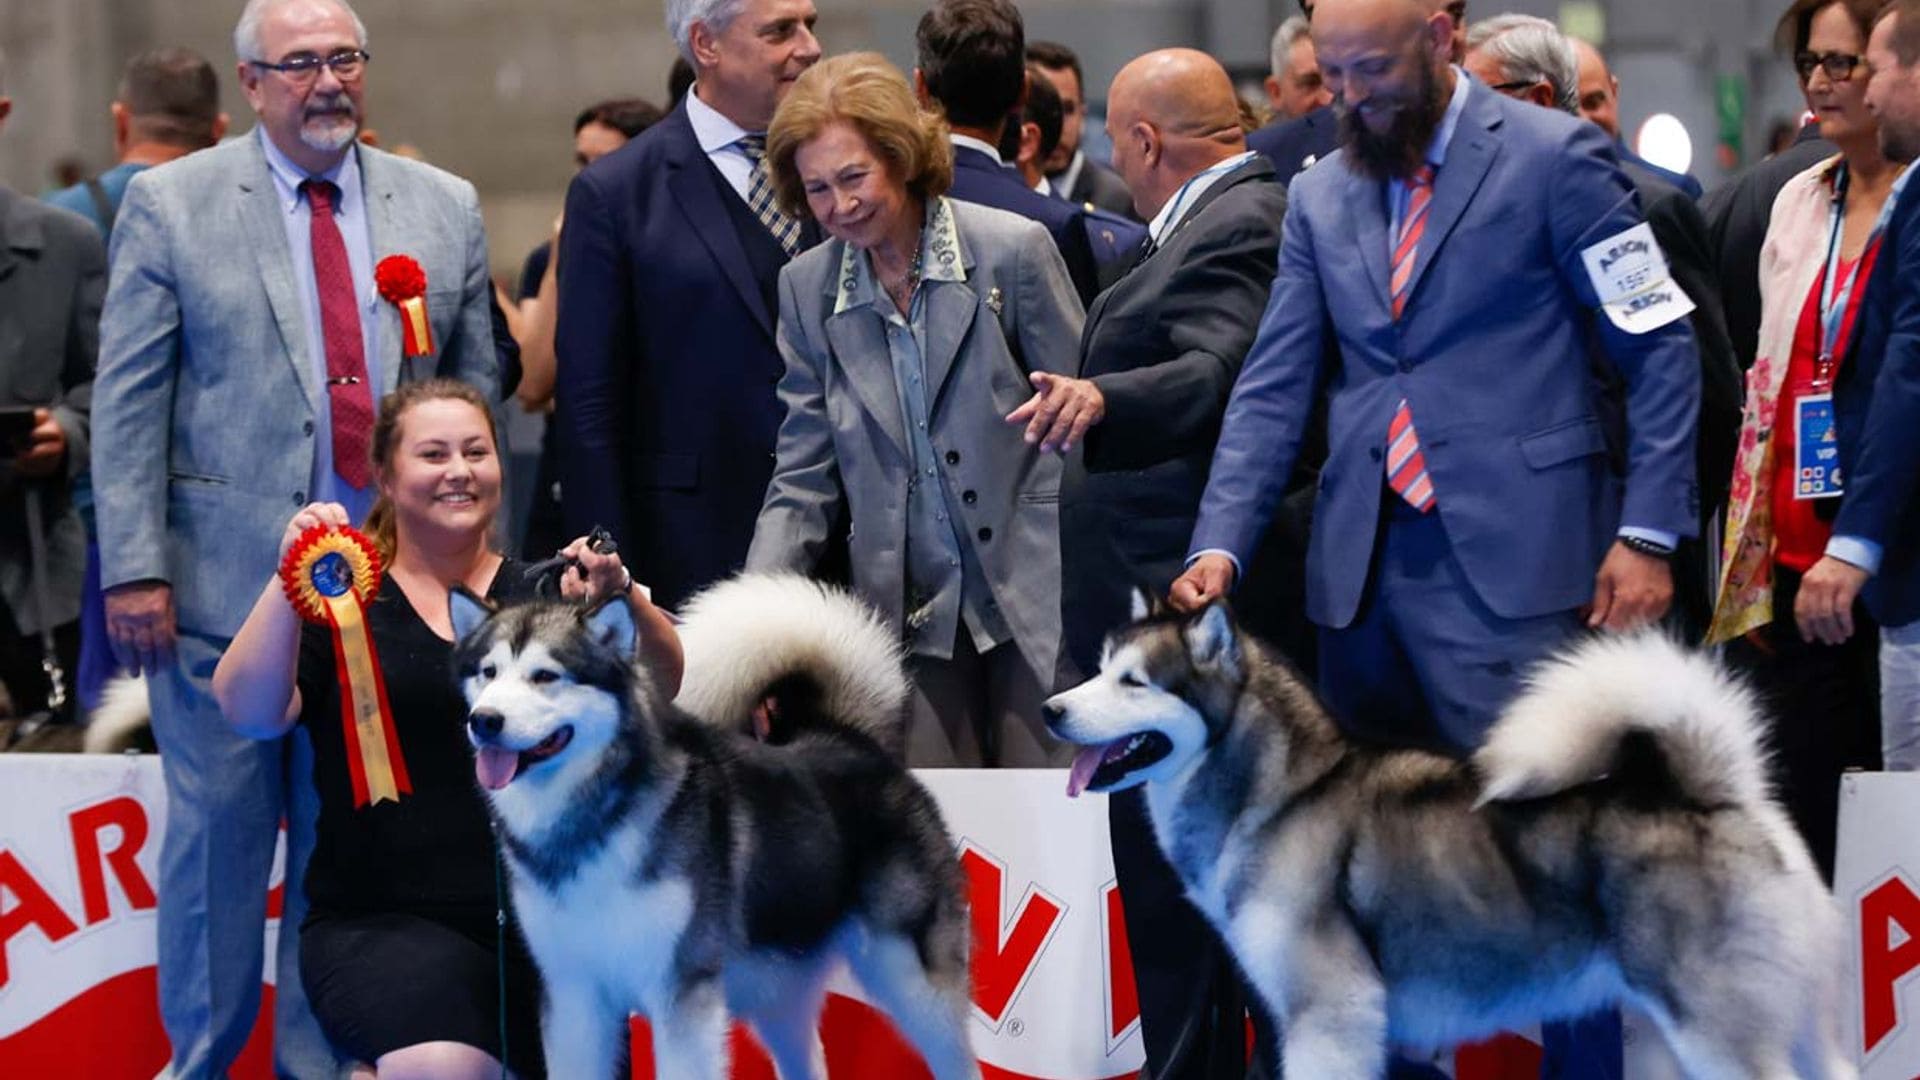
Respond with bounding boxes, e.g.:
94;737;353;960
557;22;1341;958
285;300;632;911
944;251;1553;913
986;286;1004;315
375;255;435;357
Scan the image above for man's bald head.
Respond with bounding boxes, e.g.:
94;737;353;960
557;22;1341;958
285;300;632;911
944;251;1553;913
1109;49;1243;149
1105;49;1248;218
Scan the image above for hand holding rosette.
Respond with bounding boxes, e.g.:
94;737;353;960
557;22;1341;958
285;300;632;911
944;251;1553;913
280;518;411;807
375;254;435;358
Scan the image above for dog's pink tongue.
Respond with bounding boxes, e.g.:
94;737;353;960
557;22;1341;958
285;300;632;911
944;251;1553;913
1066;746;1106;798
474;747;519;791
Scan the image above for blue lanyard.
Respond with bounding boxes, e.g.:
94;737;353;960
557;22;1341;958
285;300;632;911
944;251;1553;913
1816;163;1907;381
1152;153;1251;249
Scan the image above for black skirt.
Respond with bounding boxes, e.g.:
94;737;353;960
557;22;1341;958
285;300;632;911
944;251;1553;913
300;906;547;1076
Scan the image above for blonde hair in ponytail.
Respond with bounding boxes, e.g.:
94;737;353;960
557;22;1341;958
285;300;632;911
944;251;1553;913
362;378;498;566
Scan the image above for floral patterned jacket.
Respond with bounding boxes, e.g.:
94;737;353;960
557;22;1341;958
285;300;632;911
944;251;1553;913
1709;155;1844;643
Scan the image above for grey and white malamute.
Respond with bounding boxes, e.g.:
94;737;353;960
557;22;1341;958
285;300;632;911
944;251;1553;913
450;574;979;1080
1044;594;1854;1079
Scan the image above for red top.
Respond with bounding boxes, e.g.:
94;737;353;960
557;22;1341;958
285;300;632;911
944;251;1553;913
1771;242;1883;572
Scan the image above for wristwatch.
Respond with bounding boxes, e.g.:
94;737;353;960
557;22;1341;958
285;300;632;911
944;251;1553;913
1620;535;1675;560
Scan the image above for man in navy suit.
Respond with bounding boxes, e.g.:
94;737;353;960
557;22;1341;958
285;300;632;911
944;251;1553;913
555;0;822;610
1799;0;1920;766
913;0;1099;305
1173;0;1699;1071
1571;38;1704;199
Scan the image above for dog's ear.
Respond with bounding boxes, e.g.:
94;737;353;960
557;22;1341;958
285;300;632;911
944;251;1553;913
586;595;639;656
1184;601;1240;669
448;587;495;642
1129;582;1171;622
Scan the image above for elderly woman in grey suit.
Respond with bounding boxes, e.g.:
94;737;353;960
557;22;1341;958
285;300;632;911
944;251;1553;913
748;52;1084;767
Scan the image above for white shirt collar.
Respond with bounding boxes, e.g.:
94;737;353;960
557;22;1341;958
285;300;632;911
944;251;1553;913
257;126;357;213
1053;148;1088;199
1148;151;1256;245
685;84;755;155
1031;175;1054;197
950;133;1005;166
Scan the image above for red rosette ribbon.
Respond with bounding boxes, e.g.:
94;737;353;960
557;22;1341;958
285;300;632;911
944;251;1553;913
375;254;435;358
279;525;411;807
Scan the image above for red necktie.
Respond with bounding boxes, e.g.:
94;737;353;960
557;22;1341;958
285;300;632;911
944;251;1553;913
1387;165;1436;512
302;179;374;490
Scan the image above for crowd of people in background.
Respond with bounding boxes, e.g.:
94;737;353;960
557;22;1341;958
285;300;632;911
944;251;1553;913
3;0;1920;1075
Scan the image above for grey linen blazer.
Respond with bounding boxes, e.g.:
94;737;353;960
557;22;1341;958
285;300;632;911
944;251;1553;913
93;131;497;639
746;197;1085;685
0;188;105;633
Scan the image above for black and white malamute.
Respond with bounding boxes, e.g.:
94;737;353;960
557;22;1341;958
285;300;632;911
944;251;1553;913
450;574;980;1080
1044;593;1855;1080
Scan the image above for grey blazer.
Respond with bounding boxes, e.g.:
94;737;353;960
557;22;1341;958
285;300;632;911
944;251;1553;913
0;188;105;634
746;198;1084;685
93;131;497;639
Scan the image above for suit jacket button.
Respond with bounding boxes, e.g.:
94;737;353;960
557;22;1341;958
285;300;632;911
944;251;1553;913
302;421;315;436
977;527;993;542
945;450;961;465
1398;360;1413;373
293;491;306;505
962;489;977;504
1370;447;1382;462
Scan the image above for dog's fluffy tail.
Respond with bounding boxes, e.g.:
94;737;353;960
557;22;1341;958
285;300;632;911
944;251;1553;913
1474;632;1771;810
84;674;152;754
673;572;908;746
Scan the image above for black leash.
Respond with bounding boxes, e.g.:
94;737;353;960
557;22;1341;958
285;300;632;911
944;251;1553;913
522;525;618;599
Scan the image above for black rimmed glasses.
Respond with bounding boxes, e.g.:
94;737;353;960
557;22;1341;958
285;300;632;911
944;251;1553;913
1795;51;1864;83
250;48;370;85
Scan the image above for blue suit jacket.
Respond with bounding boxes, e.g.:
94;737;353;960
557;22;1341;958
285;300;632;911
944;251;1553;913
1191;80;1700;628
554;102;808;609
1247;105;1341;189
949;145;1099;305
1835;172;1920;627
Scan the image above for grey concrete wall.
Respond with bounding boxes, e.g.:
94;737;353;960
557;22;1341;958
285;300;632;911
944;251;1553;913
0;0;1804;274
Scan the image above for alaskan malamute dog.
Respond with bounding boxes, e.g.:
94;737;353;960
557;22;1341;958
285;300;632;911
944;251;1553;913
450;574;979;1080
1044;594;1854;1080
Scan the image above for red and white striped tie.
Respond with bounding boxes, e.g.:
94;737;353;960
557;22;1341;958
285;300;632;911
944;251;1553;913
1387;164;1436;512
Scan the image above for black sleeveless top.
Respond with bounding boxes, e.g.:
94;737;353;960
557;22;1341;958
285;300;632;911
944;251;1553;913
297;559;532;917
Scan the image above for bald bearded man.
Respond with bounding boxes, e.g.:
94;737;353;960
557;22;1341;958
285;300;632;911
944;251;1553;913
1011;48;1299;1079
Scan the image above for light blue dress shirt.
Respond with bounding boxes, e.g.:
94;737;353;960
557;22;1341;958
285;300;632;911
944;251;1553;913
257;129;383;522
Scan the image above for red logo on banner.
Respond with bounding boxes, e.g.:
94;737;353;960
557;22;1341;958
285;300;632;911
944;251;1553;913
1862;872;1920;1055
1100;880;1141;1049
961;841;1065;1031
1;797;159;989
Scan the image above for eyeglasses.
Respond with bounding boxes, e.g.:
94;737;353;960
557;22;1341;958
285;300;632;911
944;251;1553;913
1795;51;1864;83
1488;78;1543;95
250;48;370;85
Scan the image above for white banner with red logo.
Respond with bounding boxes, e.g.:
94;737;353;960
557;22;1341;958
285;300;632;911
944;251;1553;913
0;759;1891;1078
1836;771;1920;1079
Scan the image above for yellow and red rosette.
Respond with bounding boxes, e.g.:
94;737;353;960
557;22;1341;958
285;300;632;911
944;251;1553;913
375;254;435;358
279;525;412;808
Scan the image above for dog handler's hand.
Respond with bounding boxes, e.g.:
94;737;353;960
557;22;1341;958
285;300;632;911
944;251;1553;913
277;502;352;562
559;535;628;605
1586;542;1673;632
1171;554;1236;612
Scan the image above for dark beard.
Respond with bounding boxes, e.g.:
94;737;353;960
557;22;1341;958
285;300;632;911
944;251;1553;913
1336;61;1447;181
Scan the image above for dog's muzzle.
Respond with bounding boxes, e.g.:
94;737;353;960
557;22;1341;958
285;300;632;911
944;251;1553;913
469;708;505;740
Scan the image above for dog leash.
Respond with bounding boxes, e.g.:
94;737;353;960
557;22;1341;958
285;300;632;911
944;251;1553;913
522;525;618;599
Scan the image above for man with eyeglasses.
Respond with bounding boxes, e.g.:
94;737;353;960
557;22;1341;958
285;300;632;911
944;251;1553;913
92;0;497;1074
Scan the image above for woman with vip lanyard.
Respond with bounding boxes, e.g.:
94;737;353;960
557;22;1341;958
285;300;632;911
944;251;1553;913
211;379;681;1078
1711;0;1897;879
745;53;1083;767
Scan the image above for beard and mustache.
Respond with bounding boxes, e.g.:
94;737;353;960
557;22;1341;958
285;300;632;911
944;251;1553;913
1335;52;1448;181
299;90;360;153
